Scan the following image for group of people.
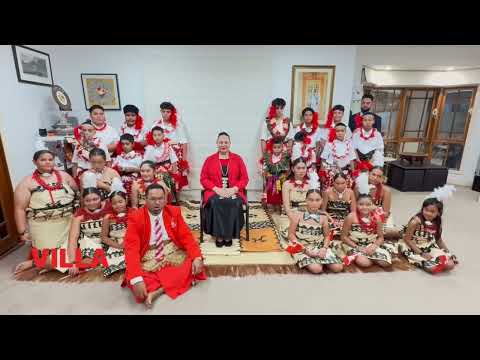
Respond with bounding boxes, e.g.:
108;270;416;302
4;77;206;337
11;95;457;308
259;95;457;274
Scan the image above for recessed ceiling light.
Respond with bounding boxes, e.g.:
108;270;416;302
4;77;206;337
385;66;392;70
446;66;455;71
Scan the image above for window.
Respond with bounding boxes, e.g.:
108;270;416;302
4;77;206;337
365;85;476;170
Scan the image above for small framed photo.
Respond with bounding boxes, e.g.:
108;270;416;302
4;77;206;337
290;65;336;126
81;73;121;110
11;45;54;87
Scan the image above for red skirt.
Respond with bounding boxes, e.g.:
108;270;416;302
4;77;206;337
171;144;189;191
123;258;207;301
265;174;284;205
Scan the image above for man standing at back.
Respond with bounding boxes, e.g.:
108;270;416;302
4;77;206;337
349;94;382;134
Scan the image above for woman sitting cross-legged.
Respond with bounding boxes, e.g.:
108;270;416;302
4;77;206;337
200;132;249;248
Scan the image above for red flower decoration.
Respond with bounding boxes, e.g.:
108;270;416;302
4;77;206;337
325;110;334;128
73;126;82;142
354;113;363;129
268;105;277;120
135;114;144;130
286;242;304;255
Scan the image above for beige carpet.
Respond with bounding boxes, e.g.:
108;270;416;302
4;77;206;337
1;187;478;314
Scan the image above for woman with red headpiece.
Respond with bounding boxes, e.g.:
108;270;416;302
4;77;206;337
150;102;190;192
260;98;294;154
120;104;147;147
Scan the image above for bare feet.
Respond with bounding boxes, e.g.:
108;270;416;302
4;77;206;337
13;260;34;275
145;288;164;309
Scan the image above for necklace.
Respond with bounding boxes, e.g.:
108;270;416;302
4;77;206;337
94;123;107;131
32;170;63;204
334;188;346;200
360;128;376;141
290;177;308;188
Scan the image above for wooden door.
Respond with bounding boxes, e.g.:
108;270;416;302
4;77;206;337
0;133;19;255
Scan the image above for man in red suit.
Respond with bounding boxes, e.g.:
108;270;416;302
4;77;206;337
122;183;206;307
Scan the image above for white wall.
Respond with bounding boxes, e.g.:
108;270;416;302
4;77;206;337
140;45;357;189
9;45;356;190
0;45;61;186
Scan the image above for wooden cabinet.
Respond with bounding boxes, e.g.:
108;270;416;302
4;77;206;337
0;134;19;255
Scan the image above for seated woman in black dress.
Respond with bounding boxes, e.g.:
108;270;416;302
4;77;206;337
200;132;249;248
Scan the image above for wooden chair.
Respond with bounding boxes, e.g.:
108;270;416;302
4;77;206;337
199;189;249;243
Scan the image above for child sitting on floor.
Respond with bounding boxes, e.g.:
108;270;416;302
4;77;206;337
398;185;458;274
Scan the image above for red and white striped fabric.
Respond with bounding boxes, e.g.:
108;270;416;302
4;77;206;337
154;217;165;261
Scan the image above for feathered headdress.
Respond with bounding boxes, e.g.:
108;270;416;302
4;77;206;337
110;177;126;195
81;171;98;189
425;184;456;203
356;172;371;196
291;143;302;161
308;171;321;190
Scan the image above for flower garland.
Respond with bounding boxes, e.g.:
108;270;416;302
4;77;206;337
332;140;352;162
289;177;309;189
77;137;101;163
32;170;63;204
110;209;130;226
266;116;290;139
139;178;159;194
354;113;364;129
356;209;377;234
359;127;376;141
94;123;107;132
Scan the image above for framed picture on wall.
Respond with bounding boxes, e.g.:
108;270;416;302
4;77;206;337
81;73;121;110
11;45;54;86
290;65;335;126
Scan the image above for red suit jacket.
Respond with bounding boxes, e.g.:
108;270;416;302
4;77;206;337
123;205;203;283
200;152;249;205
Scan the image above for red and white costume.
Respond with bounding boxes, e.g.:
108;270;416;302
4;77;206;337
291;141;317;174
92;123;119;149
122;206;207;301
151;110;189;190
294;111;321;151
352;127;385;171
320;138;356;189
72;137;111;178
112;150;143;197
260;105;295;152
144;143;178;169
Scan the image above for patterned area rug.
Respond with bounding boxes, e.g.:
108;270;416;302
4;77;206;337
180;200;282;252
13;201;415;282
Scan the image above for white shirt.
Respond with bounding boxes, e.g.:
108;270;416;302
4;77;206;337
152;119;188;144
112;151;143;170
321;139;357;169
352;128;385;166
120;125;147;143
144;144;178;164
72;138;111;170
130;210;169;286
260;117;295;141
94;125;119;147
